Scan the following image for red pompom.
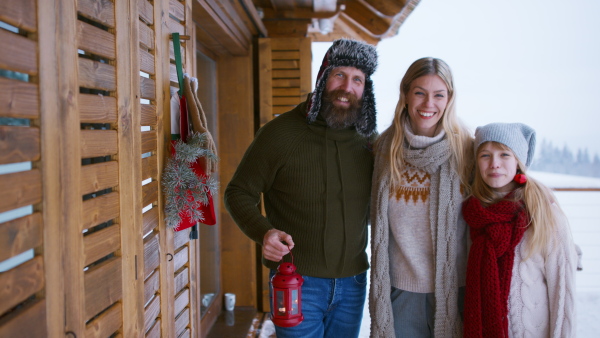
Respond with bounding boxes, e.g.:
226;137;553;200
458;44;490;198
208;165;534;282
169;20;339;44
513;173;527;184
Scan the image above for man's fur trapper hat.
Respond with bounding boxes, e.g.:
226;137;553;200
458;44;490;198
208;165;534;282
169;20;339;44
308;38;378;137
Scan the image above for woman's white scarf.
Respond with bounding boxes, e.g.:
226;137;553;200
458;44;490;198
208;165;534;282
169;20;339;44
370;131;464;338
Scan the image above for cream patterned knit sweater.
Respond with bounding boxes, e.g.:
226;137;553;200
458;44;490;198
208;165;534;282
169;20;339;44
507;204;578;338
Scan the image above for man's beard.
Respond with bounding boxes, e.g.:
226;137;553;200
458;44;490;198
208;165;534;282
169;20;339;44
320;89;362;130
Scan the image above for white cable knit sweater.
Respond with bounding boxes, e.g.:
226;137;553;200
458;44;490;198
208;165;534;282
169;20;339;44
507;204;578;338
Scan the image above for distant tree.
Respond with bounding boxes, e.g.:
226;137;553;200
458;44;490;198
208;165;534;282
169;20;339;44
531;138;600;178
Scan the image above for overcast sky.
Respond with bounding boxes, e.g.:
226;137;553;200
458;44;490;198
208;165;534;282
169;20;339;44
313;0;600;158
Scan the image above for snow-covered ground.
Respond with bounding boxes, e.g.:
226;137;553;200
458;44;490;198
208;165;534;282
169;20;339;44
358;171;600;337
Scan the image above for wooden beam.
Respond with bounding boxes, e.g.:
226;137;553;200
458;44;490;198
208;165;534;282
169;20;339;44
261;7;339;20
343;0;392;37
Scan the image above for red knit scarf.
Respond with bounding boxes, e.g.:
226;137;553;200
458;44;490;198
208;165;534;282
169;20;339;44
462;195;529;338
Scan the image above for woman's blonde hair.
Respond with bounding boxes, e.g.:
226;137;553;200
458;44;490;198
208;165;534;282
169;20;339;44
376;57;473;193
472;141;568;256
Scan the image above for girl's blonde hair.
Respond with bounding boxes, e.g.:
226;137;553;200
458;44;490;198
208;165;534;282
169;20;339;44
375;57;473;193
472;141;569;256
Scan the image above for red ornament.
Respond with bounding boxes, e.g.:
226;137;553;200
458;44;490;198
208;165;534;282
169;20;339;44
513;173;527;184
270;249;304;327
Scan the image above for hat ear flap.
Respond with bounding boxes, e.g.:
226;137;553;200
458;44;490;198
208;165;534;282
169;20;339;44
307;68;331;123
355;78;376;137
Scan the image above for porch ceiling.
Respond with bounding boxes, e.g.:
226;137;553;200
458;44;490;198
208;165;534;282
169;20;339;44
192;0;420;56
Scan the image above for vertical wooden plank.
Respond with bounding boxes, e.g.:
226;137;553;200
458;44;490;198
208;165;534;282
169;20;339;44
299;37;312;100
258;38;273;127
38;0;84;335
114;0;144;336
154;0;175;336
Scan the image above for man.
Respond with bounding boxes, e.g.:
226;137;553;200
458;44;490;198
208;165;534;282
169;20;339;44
224;39;378;337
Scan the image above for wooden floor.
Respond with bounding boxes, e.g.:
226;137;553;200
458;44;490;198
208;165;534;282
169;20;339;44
206;307;270;338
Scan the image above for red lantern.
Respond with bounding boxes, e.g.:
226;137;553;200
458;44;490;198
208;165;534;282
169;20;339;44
270;249;304;327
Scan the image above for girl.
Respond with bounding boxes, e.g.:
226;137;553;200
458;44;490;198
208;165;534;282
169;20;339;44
370;57;473;338
463;122;578;337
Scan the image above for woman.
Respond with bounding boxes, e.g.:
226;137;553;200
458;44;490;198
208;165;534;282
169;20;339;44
370;57;473;338
462;123;577;337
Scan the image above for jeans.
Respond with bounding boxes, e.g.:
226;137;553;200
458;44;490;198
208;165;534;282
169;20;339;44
269;270;367;338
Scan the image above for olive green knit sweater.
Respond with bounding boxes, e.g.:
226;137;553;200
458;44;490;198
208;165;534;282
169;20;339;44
224;100;373;278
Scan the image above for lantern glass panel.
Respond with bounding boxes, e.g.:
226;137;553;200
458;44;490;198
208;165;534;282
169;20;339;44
291;289;299;314
276;290;286;315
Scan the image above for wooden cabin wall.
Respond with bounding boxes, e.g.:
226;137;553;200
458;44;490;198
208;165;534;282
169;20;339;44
0;0;200;336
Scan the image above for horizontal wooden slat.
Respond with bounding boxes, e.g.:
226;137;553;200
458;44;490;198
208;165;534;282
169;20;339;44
143;232;160;279
0;256;44;315
81;129;118;158
270;38;304;51
272;51;300;60
142;207;159;236
142;181;158;208
168;16;185;35
273;97;301;106
0;213;42;262
0;125;40;164
174;307;190;337
0;0;36;32
272;106;292;115
83;224;121;266
138;22;154;50
174;267;189;295
273;87;301;97
272;78;300;87
173;228;190;250
0;169;41;213
146;318;161;338
272;60;300;70
85;302;122;338
0;298;46;337
173;246;188;273
144;294;160;333
84;256;122;320
79;93;117;123
77;0;115;28
0;29;37;75
81;161;119;196
77;20;116;59
173;288;189;317
79;58;117;91
140;76;156;100
140;103;157;126
144;270;160;305
0;77;39;119
81;192;120;231
139;47;155;75
138;0;154;25
141;155;157;181
179;328;190;338
273;69;300;78
141;130;157;154
169;0;185;21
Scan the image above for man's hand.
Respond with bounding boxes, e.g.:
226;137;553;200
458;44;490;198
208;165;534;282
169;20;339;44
262;229;295;262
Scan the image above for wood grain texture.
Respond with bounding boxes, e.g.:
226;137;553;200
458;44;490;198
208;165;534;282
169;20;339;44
81;192;120;231
77;20;116;59
0;125;40;164
0;28;37;75
79;93;117;123
84;303;122;338
84;257;122;320
77;0;116;28
0;256;44;315
78;58;117;91
0;77;39;119
0;299;46;337
0;169;41;214
0;213;42;263
80;161;119;196
83;224;121;267
80;129;118;158
0;0;36;32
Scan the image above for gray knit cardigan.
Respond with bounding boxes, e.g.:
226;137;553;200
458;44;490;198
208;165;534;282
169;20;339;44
369;131;468;338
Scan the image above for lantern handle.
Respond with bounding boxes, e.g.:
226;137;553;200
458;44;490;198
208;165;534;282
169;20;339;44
282;245;294;265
